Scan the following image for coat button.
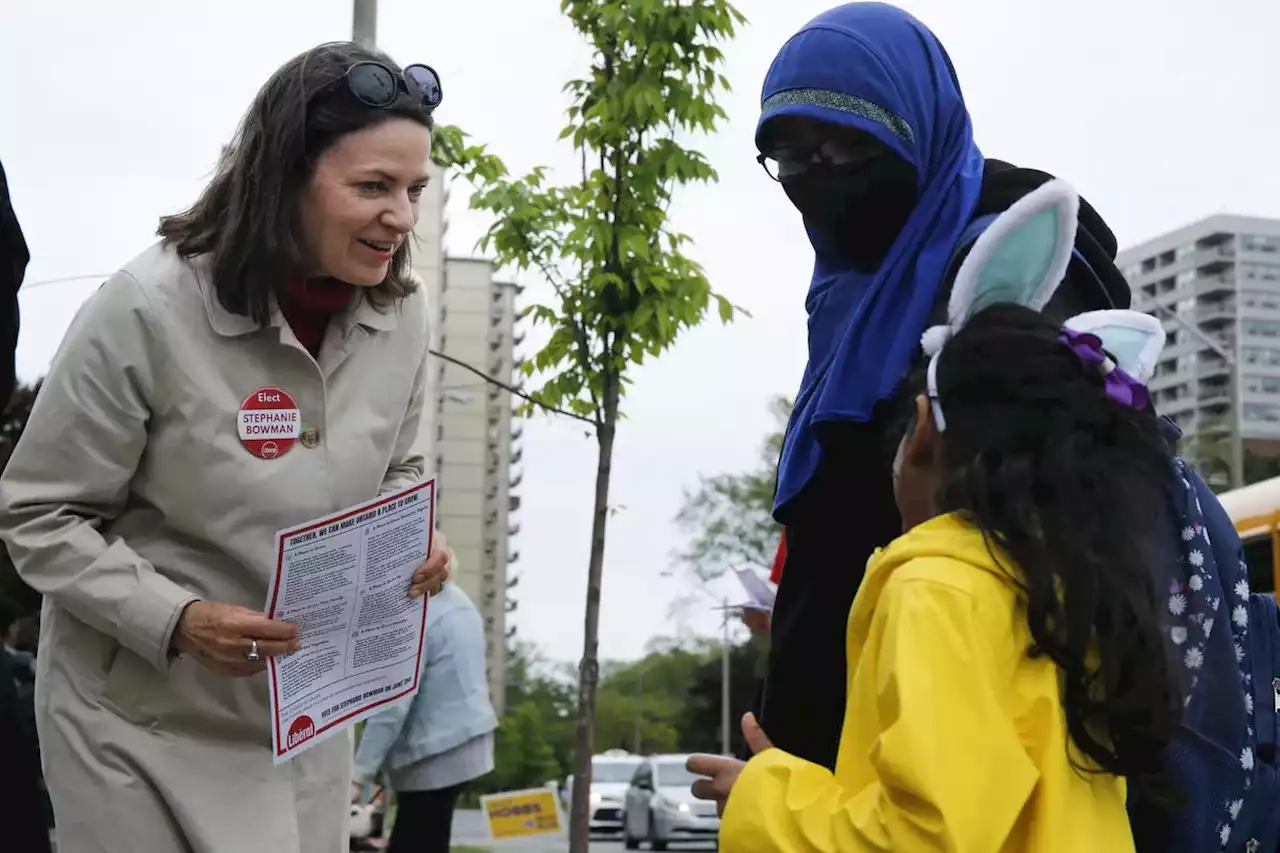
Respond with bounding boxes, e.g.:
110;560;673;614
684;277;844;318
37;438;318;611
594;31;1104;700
300;428;321;449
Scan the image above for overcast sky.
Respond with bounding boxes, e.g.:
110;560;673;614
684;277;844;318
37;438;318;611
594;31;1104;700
2;0;1276;664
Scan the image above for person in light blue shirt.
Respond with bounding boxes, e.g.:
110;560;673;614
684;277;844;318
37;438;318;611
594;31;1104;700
353;581;498;852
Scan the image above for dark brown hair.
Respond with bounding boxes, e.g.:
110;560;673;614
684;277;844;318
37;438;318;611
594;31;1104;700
158;41;433;325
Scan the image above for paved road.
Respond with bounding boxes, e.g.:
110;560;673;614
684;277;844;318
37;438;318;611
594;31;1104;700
450;810;716;852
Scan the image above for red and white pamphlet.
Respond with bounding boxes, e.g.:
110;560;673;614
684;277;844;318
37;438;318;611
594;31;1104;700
264;481;435;764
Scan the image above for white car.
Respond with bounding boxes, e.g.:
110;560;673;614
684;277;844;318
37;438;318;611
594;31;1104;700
563;750;644;835
623;754;720;850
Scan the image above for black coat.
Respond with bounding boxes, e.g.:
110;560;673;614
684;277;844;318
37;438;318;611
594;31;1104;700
757;160;1132;770
0;158;28;407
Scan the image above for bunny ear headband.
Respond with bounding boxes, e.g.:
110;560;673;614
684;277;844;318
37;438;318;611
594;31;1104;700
922;179;1165;431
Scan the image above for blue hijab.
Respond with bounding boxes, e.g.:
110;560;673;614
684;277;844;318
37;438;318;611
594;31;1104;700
765;3;985;515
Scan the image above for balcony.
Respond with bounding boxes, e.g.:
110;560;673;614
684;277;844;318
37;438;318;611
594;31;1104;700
509;495;522;513
1196;274;1234;297
1198;383;1232;406
508;550;520;563
1198;394;1231;410
1199;415;1233;434
1196;355;1232;379
1197;302;1235;326
508;523;521;537
1194;245;1236;275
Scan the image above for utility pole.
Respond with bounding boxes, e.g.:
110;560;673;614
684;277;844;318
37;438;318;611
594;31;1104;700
721;596;731;756
1149;300;1245;489
353;0;377;48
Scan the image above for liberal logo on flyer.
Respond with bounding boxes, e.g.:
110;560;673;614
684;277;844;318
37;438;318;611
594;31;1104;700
287;715;316;750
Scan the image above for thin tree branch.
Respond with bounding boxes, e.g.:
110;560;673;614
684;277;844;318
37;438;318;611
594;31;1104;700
428;348;596;427
512;230;603;422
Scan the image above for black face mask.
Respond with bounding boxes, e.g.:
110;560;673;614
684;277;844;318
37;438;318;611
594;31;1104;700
782;156;920;273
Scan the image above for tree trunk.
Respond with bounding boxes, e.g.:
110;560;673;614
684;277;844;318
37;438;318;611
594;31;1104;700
568;367;621;853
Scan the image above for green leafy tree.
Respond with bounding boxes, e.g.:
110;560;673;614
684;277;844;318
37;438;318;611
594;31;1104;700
435;2;745;848
675;635;768;755
500;642;578;777
674;395;790;583
487;701;562;793
1246;450;1280;487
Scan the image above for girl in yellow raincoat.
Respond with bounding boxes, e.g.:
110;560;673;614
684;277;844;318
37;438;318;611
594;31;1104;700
689;181;1183;852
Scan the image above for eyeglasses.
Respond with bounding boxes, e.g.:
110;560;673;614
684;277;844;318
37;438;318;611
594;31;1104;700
346;61;443;115
757;139;886;182
757;152;809;182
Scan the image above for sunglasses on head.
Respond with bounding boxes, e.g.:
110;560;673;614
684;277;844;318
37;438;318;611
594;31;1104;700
345;61;442;114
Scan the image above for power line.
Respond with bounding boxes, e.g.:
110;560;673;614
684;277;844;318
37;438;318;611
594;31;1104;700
24;274;110;290
429;348;595;427
21;273;592;427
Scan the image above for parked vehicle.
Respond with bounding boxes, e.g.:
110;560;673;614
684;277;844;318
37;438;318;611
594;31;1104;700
623;754;719;850
563;749;644;835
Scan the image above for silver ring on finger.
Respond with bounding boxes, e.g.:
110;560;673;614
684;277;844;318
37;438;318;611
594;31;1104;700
245;638;261;662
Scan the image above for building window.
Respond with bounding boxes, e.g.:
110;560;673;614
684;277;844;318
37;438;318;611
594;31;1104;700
1244;403;1280;423
1243;235;1280;253
1242;347;1280;366
1247;377;1280;395
1243;263;1280;281
1242;290;1280;311
1244;319;1280;338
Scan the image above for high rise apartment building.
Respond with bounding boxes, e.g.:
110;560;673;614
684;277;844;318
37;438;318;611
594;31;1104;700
1122;215;1280;488
410;168;521;712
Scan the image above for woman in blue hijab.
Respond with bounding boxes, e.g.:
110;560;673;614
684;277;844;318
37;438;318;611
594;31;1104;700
755;3;1130;771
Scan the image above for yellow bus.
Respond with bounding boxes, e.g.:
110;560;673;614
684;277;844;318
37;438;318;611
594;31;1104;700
1218;475;1280;596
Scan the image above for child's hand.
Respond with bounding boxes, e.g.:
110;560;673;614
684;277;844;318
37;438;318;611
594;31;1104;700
741;711;774;754
686;753;745;816
686;713;775;816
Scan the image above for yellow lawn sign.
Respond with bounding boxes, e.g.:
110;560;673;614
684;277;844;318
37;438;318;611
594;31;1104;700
480;786;565;841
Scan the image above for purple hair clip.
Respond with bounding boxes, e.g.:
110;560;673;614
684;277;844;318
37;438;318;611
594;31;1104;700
1057;328;1150;411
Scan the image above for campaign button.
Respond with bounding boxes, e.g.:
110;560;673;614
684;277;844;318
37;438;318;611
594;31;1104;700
238;387;301;459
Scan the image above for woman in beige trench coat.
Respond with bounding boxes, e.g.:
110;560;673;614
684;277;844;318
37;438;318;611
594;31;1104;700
0;42;453;853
